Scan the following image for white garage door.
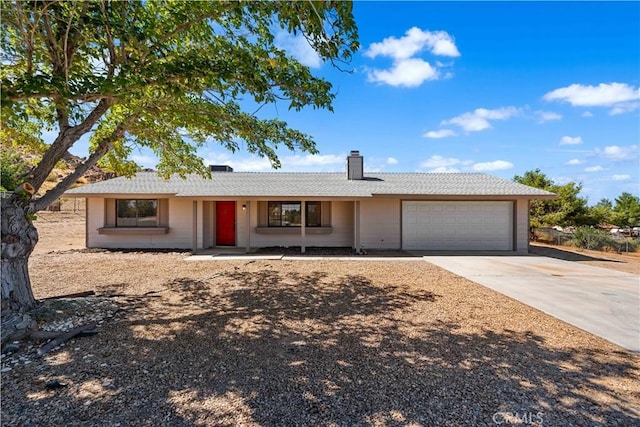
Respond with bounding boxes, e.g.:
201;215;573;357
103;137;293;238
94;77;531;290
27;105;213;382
402;201;513;250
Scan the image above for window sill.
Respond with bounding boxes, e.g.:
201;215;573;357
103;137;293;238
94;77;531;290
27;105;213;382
255;227;332;235
98;227;169;235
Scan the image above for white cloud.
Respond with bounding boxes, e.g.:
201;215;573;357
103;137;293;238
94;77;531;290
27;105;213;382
585;165;604;172
582;111;594;117
612;174;631;181
282;153;344;167
472;160;514;171
365;27;460;60
442;106;521;132
535;110;562;123
565;158;585;165
202;152;274;172
543;82;640;114
560;136;583;145
420;155;514;173
386;157;399;165
229;157;273;171
429;166;460;173
224;158;273;172
597;145;639;161
420;155;465;169
204;152;347;172
435;60;454;67
364;27;459;88
367;58;438;87
609;101;640;115
276;32;321;68
425;31;460;57
423;129;457;139
553;176;574;185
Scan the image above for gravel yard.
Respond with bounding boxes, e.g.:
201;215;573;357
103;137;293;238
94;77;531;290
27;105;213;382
1;211;639;426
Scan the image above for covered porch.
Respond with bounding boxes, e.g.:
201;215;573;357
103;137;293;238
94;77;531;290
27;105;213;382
192;199;360;253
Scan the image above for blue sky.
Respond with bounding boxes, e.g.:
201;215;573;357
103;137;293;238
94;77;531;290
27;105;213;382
73;1;639;204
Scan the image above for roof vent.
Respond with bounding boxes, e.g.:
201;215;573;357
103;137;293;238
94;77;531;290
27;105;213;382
346;150;363;180
209;165;233;172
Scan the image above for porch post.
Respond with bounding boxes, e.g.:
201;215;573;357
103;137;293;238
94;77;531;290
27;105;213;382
196;200;204;250
245;200;251;253
354;200;361;253
192;201;197;251
301;200;306;253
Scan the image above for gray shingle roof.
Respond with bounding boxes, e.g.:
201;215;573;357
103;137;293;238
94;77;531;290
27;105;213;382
64;172;555;198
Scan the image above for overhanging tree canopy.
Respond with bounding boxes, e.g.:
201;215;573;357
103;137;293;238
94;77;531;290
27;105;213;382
513;169;590;227
0;0;359;319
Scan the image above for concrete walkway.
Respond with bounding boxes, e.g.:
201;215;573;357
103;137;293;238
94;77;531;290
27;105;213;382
423;255;640;353
186;253;422;262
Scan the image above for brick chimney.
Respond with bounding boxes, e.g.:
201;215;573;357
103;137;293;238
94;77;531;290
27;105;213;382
346;150;363;180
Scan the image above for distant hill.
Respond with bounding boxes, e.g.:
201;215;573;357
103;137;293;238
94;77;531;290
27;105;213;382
60;151;117;188
7;146;117;196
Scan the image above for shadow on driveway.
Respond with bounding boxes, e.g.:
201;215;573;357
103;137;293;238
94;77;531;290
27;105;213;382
529;244;624;263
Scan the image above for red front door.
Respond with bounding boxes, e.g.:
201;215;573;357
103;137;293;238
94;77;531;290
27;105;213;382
216;202;236;246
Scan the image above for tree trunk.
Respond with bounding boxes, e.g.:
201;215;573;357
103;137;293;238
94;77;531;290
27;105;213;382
1;196;39;315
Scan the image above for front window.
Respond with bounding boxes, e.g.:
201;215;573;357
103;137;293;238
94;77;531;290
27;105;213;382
116;199;158;227
268;201;321;227
306;201;321;227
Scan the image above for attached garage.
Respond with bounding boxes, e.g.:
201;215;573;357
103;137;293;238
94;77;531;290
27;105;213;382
402;201;513;250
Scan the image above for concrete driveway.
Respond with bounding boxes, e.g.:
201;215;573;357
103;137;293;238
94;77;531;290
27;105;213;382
423;255;640;353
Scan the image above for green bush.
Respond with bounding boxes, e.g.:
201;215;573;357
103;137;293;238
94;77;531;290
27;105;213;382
572;227;615;251
610;237;640;253
0;150;28;192
572;226;639;252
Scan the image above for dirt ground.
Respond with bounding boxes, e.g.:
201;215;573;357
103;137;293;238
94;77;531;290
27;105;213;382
530;242;640;275
1;211;639;426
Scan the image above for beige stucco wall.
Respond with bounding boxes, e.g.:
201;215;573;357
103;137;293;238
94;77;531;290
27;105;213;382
359;198;401;249
514;198;530;253
85;196;531;252
86;197;194;249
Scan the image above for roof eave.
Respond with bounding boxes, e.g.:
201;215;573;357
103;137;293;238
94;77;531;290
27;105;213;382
62;192;178;198
372;193;557;200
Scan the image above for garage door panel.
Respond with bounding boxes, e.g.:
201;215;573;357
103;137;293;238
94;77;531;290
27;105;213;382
402;201;513;250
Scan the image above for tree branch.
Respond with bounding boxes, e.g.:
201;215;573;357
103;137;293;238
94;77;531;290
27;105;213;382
26;98;114;195
62;1;89;84
99;0;117;78
34;115;136;212
5;92;112;103
13;2;34;74
144;14;210;62
41;7;63;76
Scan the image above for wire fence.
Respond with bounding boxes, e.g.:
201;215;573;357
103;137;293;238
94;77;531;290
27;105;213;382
532;227;639;253
1;192;85;214
44;198;86;213
532;228;573;246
